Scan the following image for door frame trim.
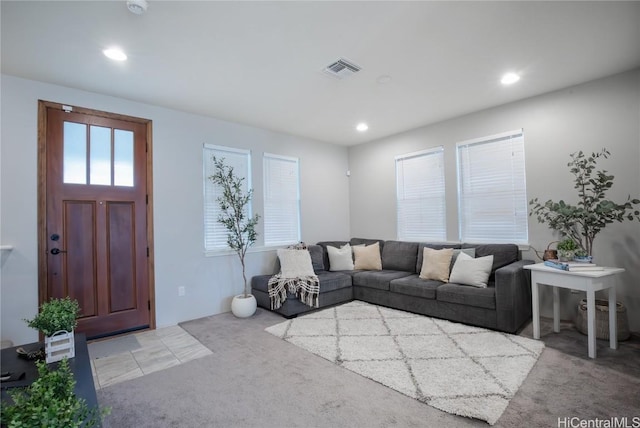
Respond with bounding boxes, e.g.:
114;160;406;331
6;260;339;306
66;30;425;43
37;100;156;333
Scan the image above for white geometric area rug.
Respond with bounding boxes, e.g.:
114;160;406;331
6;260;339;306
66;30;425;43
265;301;544;425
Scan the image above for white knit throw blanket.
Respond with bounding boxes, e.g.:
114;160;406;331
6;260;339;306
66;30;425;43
268;274;320;310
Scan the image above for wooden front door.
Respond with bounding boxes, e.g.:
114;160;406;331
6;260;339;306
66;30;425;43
38;101;155;339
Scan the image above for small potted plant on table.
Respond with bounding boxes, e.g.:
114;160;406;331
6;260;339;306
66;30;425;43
556;238;578;261
25;296;80;363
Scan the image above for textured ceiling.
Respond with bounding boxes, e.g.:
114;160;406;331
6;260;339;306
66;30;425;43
2;1;639;145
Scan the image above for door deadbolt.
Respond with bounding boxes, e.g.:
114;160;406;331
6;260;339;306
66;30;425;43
50;234;60;241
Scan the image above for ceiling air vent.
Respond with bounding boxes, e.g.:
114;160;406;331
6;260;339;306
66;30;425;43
323;58;362;79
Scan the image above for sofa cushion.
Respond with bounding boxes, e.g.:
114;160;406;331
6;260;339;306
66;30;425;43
416;242;461;273
277;249;315;278
327;244;354;271
350;238;384;251
462;243;518;272
419;247;453;282
317;241;349;271
437;283;496;310
390;274;441;299
308;245;325;273
381;240;419;272
352;270;412;291
452;248;475;266
252;272;351;294
449;252;494;288
251;274;275;293
353;242;382;270
315;272;353;293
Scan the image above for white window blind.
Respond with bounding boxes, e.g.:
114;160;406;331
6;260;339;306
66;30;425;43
456;129;528;244
263;153;300;246
396;147;446;241
203;144;251;251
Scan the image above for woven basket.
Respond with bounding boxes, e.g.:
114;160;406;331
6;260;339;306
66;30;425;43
575;299;630;341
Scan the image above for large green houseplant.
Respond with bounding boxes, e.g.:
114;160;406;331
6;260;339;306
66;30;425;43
209;156;260;318
0;358;109;428
530;148;640;257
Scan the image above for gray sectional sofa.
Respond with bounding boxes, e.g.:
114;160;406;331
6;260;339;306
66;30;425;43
251;238;534;334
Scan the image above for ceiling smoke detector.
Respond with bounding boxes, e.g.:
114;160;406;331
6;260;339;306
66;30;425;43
323;58;362;79
127;0;148;15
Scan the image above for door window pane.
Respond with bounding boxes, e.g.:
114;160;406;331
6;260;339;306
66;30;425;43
114;129;134;187
90;126;112;185
63;122;87;184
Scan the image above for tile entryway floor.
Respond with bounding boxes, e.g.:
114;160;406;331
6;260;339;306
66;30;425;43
88;325;212;390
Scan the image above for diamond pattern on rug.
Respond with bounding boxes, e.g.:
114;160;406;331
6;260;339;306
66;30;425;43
265;301;544;425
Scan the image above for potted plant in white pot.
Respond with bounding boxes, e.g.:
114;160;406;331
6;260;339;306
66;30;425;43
24;296;80;363
209;156;260;318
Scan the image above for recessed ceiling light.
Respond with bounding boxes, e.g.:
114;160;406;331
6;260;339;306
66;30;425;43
501;72;520;85
356;123;369;132
103;48;127;61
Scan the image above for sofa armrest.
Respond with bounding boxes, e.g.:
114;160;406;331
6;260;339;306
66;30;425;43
494;259;534;333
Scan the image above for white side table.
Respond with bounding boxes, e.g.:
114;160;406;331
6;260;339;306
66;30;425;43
523;263;625;358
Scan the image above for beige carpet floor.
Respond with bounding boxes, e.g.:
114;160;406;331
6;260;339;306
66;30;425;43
97;306;640;427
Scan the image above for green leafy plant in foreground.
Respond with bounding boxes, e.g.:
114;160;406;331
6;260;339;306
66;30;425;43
530;148;640;255
0;358;109;428
25;297;80;337
209;156;260;297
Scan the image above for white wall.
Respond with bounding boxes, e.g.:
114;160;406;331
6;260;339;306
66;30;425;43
3;70;638;345
348;69;640;330
0;74;350;345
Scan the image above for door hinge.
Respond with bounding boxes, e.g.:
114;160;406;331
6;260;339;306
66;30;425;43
146;194;148;205
146;247;149;257
148;300;151;311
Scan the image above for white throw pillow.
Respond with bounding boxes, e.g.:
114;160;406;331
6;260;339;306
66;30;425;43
353;242;382;270
277;249;315;278
419;247;453;282
327;244;354;271
452;248;476;264
449;252;494;288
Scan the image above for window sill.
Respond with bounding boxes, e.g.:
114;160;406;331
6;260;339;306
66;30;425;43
204;245;286;258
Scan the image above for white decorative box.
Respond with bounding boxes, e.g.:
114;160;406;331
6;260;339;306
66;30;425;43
45;330;75;363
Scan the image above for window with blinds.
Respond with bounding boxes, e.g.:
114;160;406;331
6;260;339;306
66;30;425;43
203;144;251;251
456;129;528;244
396;147;446;241
263;153;300;246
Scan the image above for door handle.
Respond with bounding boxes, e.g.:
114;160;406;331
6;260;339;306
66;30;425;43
50;248;67;255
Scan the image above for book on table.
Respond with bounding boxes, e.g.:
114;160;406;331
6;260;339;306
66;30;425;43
543;260;604;271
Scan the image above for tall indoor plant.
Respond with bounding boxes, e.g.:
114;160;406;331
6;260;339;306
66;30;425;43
530;148;640;256
209;156;260;318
